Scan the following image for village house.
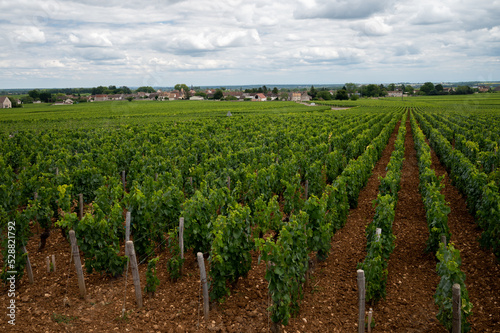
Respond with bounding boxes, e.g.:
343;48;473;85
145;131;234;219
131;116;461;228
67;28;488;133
223;91;243;99
109;94;124;100
290;92;301;102
300;92;311;102
53;99;74;106
266;92;279;100
0;96;12;108
189;96;204;101
254;93;267;101
387;91;403;97
93;94;109;102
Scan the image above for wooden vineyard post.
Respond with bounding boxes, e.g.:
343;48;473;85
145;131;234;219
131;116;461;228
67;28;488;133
122;170;126;192
52;254;56;272
367;308;373;333
69;230;86;298
124;211;131;260
441;235;447;247
155;173;158;181
357;269;366;333
197;252;209;320
375;228;381;242
22;246;34;284
227;176;231;191
125;212;131;242
78;194;83;220
305;180;309;200
34;192;39;234
452;284;461;333
189;177;193;188
125;241;142;308
46;256;50;273
55;167;59;176
179;217;184;275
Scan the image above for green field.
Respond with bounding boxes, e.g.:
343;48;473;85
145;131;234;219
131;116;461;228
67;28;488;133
1;94;499;331
0;100;333;132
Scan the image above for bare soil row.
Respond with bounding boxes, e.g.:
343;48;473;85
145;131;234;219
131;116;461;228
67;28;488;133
1;114;499;332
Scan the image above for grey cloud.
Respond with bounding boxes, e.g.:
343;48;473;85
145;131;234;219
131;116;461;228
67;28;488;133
76;47;124;61
394;43;420;56
410;4;453;25
294;0;395;20
159;29;261;56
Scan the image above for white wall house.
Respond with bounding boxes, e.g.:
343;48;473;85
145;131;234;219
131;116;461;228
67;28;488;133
0;96;12;108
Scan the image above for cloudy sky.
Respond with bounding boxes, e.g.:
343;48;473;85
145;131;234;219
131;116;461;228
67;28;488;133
0;0;499;89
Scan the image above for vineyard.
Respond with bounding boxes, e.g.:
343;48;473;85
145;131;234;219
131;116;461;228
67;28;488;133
1;96;499;332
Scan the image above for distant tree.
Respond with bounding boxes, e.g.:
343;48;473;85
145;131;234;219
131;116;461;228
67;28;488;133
262;85;268;94
309;85;317;99
345;83;357;94
195;91;207;99
420;82;435;95
126;96;134;102
257;87;264;93
435;84;444;93
172;84;191;99
21;96;34;104
388;83;396;91
136;86;156;93
350;94;359;101
225;95;237;101
272;87;279;95
9;98;22;108
214;89;224;100
454;85;473;95
174;84;189;92
379;84;387;95
360;84;382;97
316;90;332;100
335;89;349;100
280;92;289;101
39;92;52;103
91;86;107;95
405;85;414;95
28;89;40;100
119;86;132;94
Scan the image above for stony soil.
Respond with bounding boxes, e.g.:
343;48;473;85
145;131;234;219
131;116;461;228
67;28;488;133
1;113;499;333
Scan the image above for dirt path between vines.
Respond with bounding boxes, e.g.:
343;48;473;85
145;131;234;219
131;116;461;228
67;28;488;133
428;131;500;331
0;120;400;333
284;119;402;332
374;114;443;332
4;114;498;333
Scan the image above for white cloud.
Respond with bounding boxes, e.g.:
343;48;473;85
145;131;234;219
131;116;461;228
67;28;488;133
15;27;46;44
411;4;453;25
0;0;498;88
294;0;395;20
41;59;65;68
161;29;261;55
68;32;113;48
357;17;393;36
